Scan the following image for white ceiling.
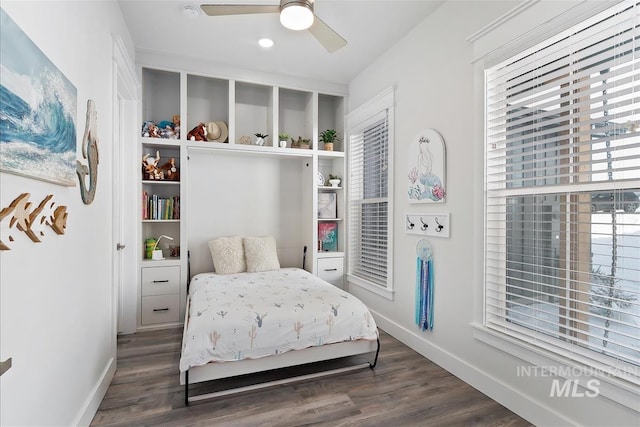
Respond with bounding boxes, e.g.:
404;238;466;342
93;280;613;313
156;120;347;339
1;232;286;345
118;0;444;85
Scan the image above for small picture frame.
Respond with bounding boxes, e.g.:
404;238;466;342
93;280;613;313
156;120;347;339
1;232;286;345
318;192;337;219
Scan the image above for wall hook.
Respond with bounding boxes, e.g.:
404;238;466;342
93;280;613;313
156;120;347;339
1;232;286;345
404;212;450;238
407;216;415;230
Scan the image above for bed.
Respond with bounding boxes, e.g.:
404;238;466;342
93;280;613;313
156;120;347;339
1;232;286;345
179;236;380;405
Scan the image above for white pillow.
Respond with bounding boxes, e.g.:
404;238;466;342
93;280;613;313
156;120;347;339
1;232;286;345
208;236;246;274
243;236;280;272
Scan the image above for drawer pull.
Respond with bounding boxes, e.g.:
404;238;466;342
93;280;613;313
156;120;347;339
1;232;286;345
153;308;170;312
324;268;338;272
153;280;169;283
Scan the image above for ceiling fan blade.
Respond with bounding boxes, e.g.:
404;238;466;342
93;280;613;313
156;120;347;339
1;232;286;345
200;4;280;16
308;14;347;53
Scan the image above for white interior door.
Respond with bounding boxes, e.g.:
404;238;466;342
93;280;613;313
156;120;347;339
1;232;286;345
113;38;138;335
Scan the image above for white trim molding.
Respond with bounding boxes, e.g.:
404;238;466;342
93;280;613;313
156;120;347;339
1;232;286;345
472;324;640;412
347;274;395;300
466;0;540;43
74;357;116;427
469;0;625;64
370;310;574;426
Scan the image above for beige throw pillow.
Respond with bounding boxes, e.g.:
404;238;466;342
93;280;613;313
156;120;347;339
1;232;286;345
243;236;280;272
208;236;246;274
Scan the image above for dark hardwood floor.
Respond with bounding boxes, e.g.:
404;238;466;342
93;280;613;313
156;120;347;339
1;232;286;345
91;327;532;426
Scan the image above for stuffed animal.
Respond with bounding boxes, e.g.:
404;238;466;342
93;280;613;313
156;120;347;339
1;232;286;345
148;123;161;138
142;151;164;180
141;121;155;137
160;126;176;139
187;123;207;141
172;115;181;139
160;158;179;181
157;120;177;139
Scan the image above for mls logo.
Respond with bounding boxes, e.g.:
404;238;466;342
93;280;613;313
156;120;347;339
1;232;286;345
550;379;600;398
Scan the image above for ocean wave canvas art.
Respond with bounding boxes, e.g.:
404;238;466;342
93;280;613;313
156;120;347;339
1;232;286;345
0;8;77;186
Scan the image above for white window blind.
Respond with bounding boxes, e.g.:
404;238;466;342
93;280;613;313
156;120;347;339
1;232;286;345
348;104;392;292
485;0;640;381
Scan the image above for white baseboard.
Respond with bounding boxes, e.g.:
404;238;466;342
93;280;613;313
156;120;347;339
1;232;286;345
73;356;116;427
370;309;572;426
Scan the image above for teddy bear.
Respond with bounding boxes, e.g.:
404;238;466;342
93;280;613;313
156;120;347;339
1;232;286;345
187;123;207;141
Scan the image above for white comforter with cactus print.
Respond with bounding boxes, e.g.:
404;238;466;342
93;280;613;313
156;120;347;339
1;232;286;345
179;268;378;372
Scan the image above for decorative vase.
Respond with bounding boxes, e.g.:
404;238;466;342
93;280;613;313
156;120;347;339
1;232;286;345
279;140;287;148
255;137;265;146
329;179;341;187
324;142;334;151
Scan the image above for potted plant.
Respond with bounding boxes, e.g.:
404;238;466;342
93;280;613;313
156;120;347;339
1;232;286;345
319;129;339;151
329;174;341;187
278;133;289;148
254;133;268;146
291;136;311;149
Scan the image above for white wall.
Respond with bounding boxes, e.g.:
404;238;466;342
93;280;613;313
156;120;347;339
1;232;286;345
0;1;134;425
347;1;639;426
187;151;309;276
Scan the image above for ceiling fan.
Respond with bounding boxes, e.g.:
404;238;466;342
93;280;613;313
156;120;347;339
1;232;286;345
200;0;347;53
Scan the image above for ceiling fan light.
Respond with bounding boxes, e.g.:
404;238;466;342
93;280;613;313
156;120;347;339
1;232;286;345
280;3;314;31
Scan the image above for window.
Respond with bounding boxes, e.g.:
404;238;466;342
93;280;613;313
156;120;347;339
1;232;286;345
484;0;640;387
347;88;394;298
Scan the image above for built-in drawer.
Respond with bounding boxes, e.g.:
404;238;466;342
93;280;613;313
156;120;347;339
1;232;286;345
141;294;180;325
317;256;344;289
141;266;180;296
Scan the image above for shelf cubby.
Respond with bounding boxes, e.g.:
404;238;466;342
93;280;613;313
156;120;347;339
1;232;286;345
235;81;273;146
186;75;229;140
142;68;180;132
278;88;313;149
318;94;345;152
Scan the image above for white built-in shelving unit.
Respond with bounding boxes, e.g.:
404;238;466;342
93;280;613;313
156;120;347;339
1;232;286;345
137;66;347;329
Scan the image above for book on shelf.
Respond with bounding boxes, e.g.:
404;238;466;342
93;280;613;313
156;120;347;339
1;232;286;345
142;191;180;220
318;222;338;251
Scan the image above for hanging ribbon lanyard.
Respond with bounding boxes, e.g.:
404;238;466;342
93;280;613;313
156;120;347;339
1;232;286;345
415;239;434;331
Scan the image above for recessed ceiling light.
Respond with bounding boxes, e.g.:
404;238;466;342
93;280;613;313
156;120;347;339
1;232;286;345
182;5;200;18
258;38;274;48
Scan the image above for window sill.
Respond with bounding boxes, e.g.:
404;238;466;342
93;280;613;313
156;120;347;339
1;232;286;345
347;274;394;300
471;323;640;412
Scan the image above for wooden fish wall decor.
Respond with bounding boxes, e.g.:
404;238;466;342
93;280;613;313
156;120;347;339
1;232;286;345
76;99;99;204
0;193;68;250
